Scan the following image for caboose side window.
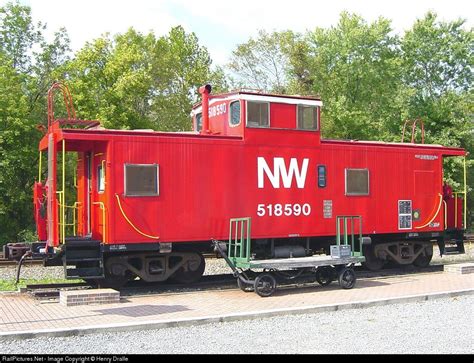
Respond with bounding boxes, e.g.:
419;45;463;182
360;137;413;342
229;101;241;126
195;113;202;132
345;169;369;196
124;164;159;197
97;165;105;193
247;101;269;127
297;105;319;130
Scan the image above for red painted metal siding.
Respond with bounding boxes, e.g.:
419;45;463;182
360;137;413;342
68;130;454;245
270;103;295;129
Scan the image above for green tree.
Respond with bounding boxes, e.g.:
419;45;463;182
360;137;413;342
0;1;71;245
228;30;297;93
149;26;228;131
64;26;227;132
0;51;33;245
290;12;402;140
400;12;473;146
400;12;473;227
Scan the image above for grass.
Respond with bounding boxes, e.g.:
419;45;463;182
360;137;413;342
0;278;83;292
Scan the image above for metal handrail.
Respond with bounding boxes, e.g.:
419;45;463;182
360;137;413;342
415;193;443;229
47;82;76;130
454;191;466;229
115;194;159;240
401;119;425;144
93;202;107;244
443;200;448;229
57;200;82;237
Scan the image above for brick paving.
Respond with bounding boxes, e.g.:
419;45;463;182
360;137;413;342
0;271;473;337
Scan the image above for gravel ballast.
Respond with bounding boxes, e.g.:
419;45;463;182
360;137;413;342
0;294;472;354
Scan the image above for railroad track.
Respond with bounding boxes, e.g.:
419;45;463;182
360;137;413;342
0;258;43;267
26;263;447;300
0;253;218;268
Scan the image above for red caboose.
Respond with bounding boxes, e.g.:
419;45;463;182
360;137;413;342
33;83;467;287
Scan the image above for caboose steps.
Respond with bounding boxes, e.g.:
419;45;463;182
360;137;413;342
63;239;104;280
439;229;465;256
65;267;104;279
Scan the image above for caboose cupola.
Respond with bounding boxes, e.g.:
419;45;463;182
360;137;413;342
192;88;323;144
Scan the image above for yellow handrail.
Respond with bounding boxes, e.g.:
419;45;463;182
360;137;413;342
62;139;65;245
38;151;42;181
443;200;447;229
415;193;443;229
56;191;64;243
93;202;107;243
464;156;467;229
115;194;160;240
55;140;67;244
454;191;466;229
72;202;81;235
57;201;81;236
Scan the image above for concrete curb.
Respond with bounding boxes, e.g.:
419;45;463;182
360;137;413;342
1;288;473;340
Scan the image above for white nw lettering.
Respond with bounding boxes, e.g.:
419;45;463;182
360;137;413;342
257;157;309;189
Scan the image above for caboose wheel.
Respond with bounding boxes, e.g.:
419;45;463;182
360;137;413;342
338;267;356;289
97;259;135;289
237;277;254;292
315;266;334;286
254;273;277;297
170;252;205;284
362;245;385;271
413;244;433;268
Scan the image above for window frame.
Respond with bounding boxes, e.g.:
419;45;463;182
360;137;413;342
97;164;105;193
124;163;160;197
246;101;270;128
195;112;203;132
345;168;370;196
296;105;320;131
228;100;241;127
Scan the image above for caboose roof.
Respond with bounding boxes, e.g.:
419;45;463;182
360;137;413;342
191;90;322;116
322;139;466;156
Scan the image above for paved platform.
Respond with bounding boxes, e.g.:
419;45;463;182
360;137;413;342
0;271;473;340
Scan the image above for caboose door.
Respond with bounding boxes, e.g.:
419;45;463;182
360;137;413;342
91;152;107;243
76;152;92;237
85;152;92;236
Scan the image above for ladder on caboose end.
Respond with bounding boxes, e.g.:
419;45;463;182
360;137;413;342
401;119;425;144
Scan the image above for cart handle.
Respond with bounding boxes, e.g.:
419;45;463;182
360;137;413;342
211;239;253;285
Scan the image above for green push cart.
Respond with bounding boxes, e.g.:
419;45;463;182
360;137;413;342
213;217;366;297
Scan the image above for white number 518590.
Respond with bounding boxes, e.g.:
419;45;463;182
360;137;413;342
257;203;311;217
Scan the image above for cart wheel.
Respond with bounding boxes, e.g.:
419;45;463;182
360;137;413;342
254;273;277;297
315;266;334;286
338;267;356;289
237;277;254;292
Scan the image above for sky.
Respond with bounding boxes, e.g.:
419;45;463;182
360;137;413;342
2;0;473;66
